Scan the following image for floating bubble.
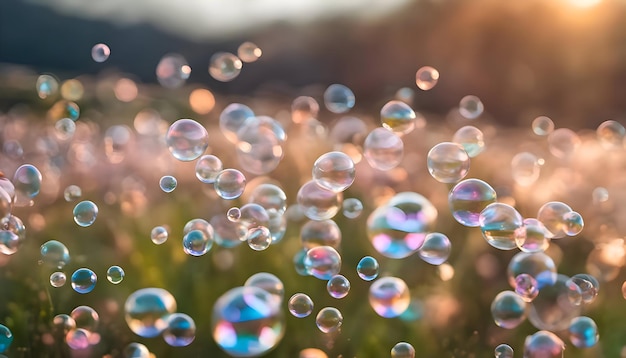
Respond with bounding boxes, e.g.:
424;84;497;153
165;119;209;162
66;328;90;350
415;66;439;91
209;52;242;82
479;203;523;250
219;103;255;143
342;198;363;219
528;274;582;331
491;290;527;329
236;116;285;175
163;313;196;347
448;178;497;227
107;265;125;284
427;142;470;183
73;200;98;227
125;288;177;338
91;43;110;62
124;342;150;358
452;125;485;157
288;293;314;318
71;268;97;294
515;274;539;302
71;305;99;333
151;226;168;245
396;87;415;104
569;274;599;304
507;252;558;289
301;219;342;250
327;274;350;299
244;272;284;304
537;201;572;239
227;207;241;222
56;118;77;140
36;74;59;99
592;187;609;203
523;330;565;357
380;100;417;135
511;152;541;186
41;240;70;269
316;307;343;333
363;127;404;171
64;185;82;202
211;286;284;357
2;215;24;246
247;226;272;251
391;341;415;358
596;119;625;150
516;218;550;253
369;277;410;318
237;42;262;63
195;155;223;184
532;116;555;136
156;53;190;89
562;211;583;236
494;344;514;358
297;180;342;221
183;229;213;256
357;256;379;281
12;164;42;204
159;175;177;193
312;151;356;193
50;271;67;287
0;325;11;353
304;246;341;280
249;183;288;215
53;314;76;334
548;128;580;159
418;232;451;265
0;230;19;255
237;203;270;236
324;84;355;114
214;169;246;200
291;96;320;123
568;316;599;348
459;95;484;119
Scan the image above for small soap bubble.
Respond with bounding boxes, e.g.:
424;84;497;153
516;218;550;253
124;343;150;358
459;95;484;119
342;198;363;219
159;175;177;193
592;187;609;203
511;152;541;186
363;127;404;171
64;185;82;202
312;151;355;193
537;201;572;239
237;42;262;63
50;271;67;287
66;328;90;350
569;274;599;304
315;307;343;333
562;211;584;236
247;226;272;251
12;164;42;204
491;290;527;329
300;219;342;249
418;232;451;265
183;229;213;256
0;230;20;255
515;273;539;302
150;226;168;245
548;128;580;159
479;203;524;250
249;183;288;215
227;207;241;222
291;96;320;123
369;277;410;318
449;178;497;227
73;200;98;227
324;84;355;114
452;125;485;157
71;268;97;294
380;100;417;135
125;288;177;338
0;325;11;353
163;313;196;347
71;305;99;332
209;52;242;82
528;274;582;331
107;265;125;284
166;119;209;162
195;155;223;183
91;43;110;62
244;272;284;304
41;240;71;269
156;53;191;89
327;274;350;299
596;120;625;150
494;344;514;358
415;66;439;91
569;316;599;348
53;314;76;334
214;169;246;200
391;342;416;358
297;180;342;221
532;116;554;136
235;116;285;175
357;256;379;281
427;142;470;183
304;246;342;280
36;74;59;99
219;103;255;143
288;293;314;318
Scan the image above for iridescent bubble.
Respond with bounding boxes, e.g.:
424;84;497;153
391;341;415;358
237;42;262;63
237;203;270;237
569;316;598;348
369;277;410;318
418;232;451;265
528;274;582;331
312;151;355;192
0;230;19;255
491;290;527;329
214;169;246;200
219;103;255;143
71;268;97;294
596;119;625;150
159;175;177;193
12;164;42;204
297;180;342;221
508;252;558;289
125;288;177;338
494;344;514;358
209;52;242;82
324;84;355;114
183;229;213;256
569;274;599;304
156;53;191;89
227;207;241;222
291;96;320;124
537;201;572;239
356;256;379;281
165;119;209;161
53;314;76;334
40;240;70;269
2;215;24;249
301;219;342;250
523;331;565;357
211;286;284;357
249;183;287;215
532;116;555;136
511;152;541;186
236;116;285;175
247;226;272;251
36;74;59;99
195;155;223;184
151;226;168;245
342;198;363;219
415;66;439;91
592;187;609;203
0;325;11;353
66;328;90;350
107;265;125;284
427;142;470;184
244;272;284;304
315;307;343;333
124;342;150;358
91;43;110;62
448;179;497;227
50;271;67;287
515;273;539;302
73;200;98;227
380;100;417;135
55;118;76;140
163;313;196;347
479;203;523;250
452;125;485;157
516;218;550;253
562;211;584;236
363;128;404;171
64;185;82;202
304;246;342;280
327;274;350;299
548;128;580;159
288;293;314;318
71;305;99;332
459;95;484;119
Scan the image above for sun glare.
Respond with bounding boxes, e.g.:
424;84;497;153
568;0;602;8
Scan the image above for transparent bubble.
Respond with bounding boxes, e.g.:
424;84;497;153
511;152;540;186
211;214;242;248
528;274;582;331
66;328;90;350
312;151;356;193
427;142;470;184
71;268;97;294
508;252;558;290
12;164;42;203
151;226;168;245
214;169;246;200
36;74;59;99
363;127;404;171
494;344;514;358
369;277;410;318
55;118;77;140
73;200;98;227
316;307;343;333
183;229;213;256
479;203;524;250
448;178;497;227
415;66;439;91
244;272;284;304
237;42;262;63
291;96;320;123
0;325;11;353
53;314;76;334
50;271;67;287
515;273;539;302
459;95;484;119
562;211;583;236
300;219;342;250
159;175;177;193
156;53;191;89
163;313;196;347
2;215;24;247
247;226;272;251
125;288;177;338
537;201;572;239
91;43;110;62
297;180;342;221
236;116;285;175
391;341;416;358
195;155;223;183
209;52;242;82
342;198;363;219
41;240;70;269
227;207;241;222
0;230;19;255
249;183;287;215
596;120;625;150
532;116;555;136
516;218;550;253
64;185;82;202
211;286;284;357
357;256;379;281
124;342;150;358
452;125;485;158
418;232;451;265
324;84;355;114
288;293;314;318
304;246;342;280
569;274;599;304
568;316;598;348
327;274;350;299
548;128;580;159
524;330;565;357
107;265;125;284
592;187;609;204
166;119;209;162
380;100;416;135
71;305;99;332
219;103;255;143
491;290;527;329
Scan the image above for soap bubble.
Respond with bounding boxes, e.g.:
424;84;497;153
479;203;524;250
363;128;404;171
300;219;342;249
50;272;67;287
380;100;417;135
2;215;24;248
227;207;241;222
324;84;355;114
40;240;70;269
391;342;416;358
507;252;558;290
209;52;242;82
418;232;451;265
0;325;11;353
304;246;342;280
156;53;191;89
195;155;223;184
427;142;470;183
236;116;285;175
357;256;379;281
159;175;177;193
291;96;320;123
297;180;342;221
327;274;350;299
562;211;584;236
163;313;196;347
237;203;270;236
532;116;555;136
592;187;609;203
36;74;59;99
312;151;355;192
516;218;550;253
124;343;150;358
244;272;284;304
73;200;98;227
568;274;599;304
53;314;76;334
459;95;484;119
494;344;514;358
107;265;125;284
491;290;527;329
528;274;582;331
548;128;580;159
342;198;363;219
249;184;287;215
165;119;209;161
415;66;439;91
523;331;564;357
247;226;272;251
537;201;572;239
452;125;485;157
237;42;262;63
448;178;497;227
0;230;19;255
369;277;410;318
219;103;255;143
511;152;541;186
71;268;97;294
183;229;213;256
288;293;314;318
315;307;343;333
125;288;177;338
64;185;82;202
12;164;42;204
91;43;110;62
211;286;284;357
568;316;598;348
214;169;246;200
65;328;90;350
71;305;99;333
515;273;539;302
151;226;168;245
596;119;625;150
